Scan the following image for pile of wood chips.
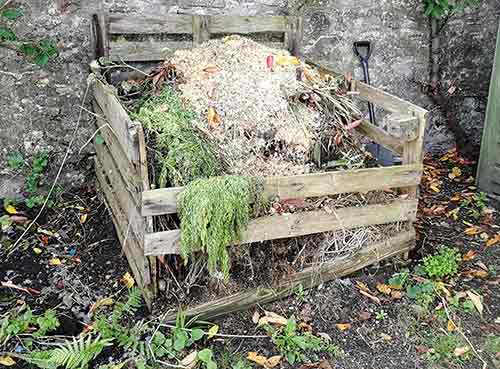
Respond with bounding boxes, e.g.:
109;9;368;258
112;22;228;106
171;35;363;177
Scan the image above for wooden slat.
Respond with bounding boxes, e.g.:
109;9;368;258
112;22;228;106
192;15;209;45
356;119;404;154
355;81;428;115
109;41;193;62
95;158;150;287
144;199;418;256
94;133;144;242
92;79;139;163
108;14;194;34
207;15;289;34
92;100;141;194
141;164;422;216
162;229;415;321
383;114;419;141
137;125;157;298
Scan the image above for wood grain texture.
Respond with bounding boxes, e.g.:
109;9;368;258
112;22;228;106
109;40;193;62
382;114;419;141
92;79;139;163
92;100;141;193
477;18;500;197
94;132;144;242
141;164;422;216
162;229;415;321
355;81;428;115
207;15;289;33
355;119;404;154
144;199;417;255
95;159;154;307
108;14;194;34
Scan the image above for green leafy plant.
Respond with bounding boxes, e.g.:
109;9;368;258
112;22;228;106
375;310;388;321
423;247;461;280
179;176;254;279
0;306;60;344
198;348;217;369
425;334;471;363
263;316;341;365
406;281;437;311
0;2;58;65
294;283;306;302
24;152;49;208
6;151;24;170
424;0;481;18
27;335;113;369
388;270;410;289
134;86;220;187
460;192;488;219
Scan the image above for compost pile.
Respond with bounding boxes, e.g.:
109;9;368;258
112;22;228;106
127;36;406;304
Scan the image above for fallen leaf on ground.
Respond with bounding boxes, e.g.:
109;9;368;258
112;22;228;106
464;227;480;236
121;272;135;288
355;281;369;292
207;107;221;128
252;310;260;324
454;346;470;357
299;360;333;369
376;283;392;295
380;333;392;341
0;356;16;366
258;311;288;327
79;213;88;224
33;247;42;255
4;204;17;214
247;352;269;367
49;258;62;266
265;356;282;368
358;311;371;321
89;297;114;314
9;215;28;224
298;322;313;332
447;320;456;332
486;233;500;247
390;290;403;299
463;269;488;278
299;304;313;322
335;323;351;331
359;289;381;304
462;250;477;261
180;351;198;369
207;324;219;339
317;332;332;343
465;291;483;315
429;185;440;193
416;346;430;354
448;167;462;179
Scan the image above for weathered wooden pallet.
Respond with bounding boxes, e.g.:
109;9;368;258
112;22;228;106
90;14;428;314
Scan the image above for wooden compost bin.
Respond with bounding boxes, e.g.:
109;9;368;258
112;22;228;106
89;14;428;318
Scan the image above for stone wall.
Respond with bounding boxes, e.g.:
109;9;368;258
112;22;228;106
0;0;498;198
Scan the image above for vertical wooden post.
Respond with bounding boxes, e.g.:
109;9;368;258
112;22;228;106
93;13;110;59
193;15;210;45
137;125;158;305
286;16;303;57
401;110;427;259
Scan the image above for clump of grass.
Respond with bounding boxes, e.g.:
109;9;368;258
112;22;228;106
134;87;219;187
179;176;254;279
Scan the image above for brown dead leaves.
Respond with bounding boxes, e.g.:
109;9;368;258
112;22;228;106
247;352;282;368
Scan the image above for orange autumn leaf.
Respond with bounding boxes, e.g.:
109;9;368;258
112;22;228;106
203;64;221;74
448;167;462;179
447;320;456;332
376;283;392;295
462;250;477;261
464;227;480;236
486;233;500;247
207;107;221;128
247;352;268;367
336;323;351;331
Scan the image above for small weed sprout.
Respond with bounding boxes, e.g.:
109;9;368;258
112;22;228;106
426;334;471;363
375;310;388;321
6;151;25;170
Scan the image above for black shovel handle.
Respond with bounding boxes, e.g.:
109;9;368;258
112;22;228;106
353;41;375;124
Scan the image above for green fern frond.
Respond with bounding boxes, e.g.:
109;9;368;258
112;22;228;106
112;287;142;323
28;334;113;369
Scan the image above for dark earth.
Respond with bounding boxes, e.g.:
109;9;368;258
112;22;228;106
0;149;499;369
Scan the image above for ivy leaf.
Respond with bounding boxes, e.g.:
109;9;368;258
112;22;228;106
1;8;23;20
95;133;105;145
0;27;17;41
20;43;38;56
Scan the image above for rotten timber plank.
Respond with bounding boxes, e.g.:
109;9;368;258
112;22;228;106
355;119;404;154
109;40;193;62
162;229;415;321
108;14;194;34
144;199;418;256
208;15;290;34
141;164;422;217
92;79;140;163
